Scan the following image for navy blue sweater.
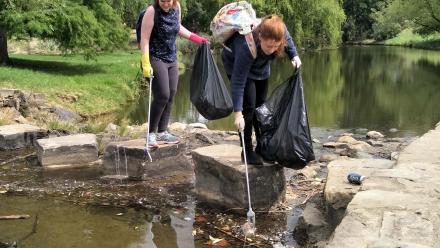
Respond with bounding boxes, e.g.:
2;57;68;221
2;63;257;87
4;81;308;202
221;28;298;112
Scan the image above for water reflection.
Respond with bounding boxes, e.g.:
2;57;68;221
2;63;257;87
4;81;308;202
0;196;196;248
123;46;440;135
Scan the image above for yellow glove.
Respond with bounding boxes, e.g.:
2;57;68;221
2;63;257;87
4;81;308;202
141;53;153;78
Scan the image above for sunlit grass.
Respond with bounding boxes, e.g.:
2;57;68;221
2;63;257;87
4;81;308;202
386;29;440;50
0;52;142;117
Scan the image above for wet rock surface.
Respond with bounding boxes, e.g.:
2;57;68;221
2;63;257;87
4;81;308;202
103;139;189;179
0;124;48;150
192;144;286;210
36;133;98;167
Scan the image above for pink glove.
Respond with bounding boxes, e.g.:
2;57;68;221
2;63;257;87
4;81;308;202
189;33;208;44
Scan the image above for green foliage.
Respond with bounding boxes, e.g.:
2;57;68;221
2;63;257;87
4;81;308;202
0;0;130;59
372;0;440;40
181;0;345;49
342;0;385;41
385;28;440;49
106;0;148;28
181;1;210;33
46;119;78;132
292;0;346;49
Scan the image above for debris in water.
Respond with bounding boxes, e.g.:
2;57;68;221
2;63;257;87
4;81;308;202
241;221;256;236
205;235;229;246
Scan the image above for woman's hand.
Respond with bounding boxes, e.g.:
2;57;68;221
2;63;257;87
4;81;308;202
189;33;209;44
291;55;302;69
141;53;153;78
234;112;245;131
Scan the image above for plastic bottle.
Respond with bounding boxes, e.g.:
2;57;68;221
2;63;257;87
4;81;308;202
347;172;365;185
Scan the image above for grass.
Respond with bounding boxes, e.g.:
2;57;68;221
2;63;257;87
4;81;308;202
0;51;142;117
385;29;440;50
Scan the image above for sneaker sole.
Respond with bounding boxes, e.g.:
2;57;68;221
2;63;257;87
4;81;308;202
160;140;180;144
147;144;159;149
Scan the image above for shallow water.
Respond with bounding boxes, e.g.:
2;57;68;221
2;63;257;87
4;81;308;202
0;195;196;248
123;46;440;135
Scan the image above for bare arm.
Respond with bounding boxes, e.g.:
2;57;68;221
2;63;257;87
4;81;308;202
176;2;192;39
140;6;155;55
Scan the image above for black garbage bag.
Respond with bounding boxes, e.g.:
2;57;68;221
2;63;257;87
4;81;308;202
190;43;233;120
256;70;315;169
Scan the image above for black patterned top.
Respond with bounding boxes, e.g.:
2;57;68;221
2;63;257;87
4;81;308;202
150;6;180;63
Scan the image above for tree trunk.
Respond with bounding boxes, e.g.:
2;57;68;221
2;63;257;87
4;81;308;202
0;26;9;66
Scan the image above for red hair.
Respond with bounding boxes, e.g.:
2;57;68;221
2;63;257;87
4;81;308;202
257;15;286;56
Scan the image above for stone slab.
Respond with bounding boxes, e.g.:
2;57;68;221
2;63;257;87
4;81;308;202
36;134;98;167
192;144;285;210
103;139;190;179
362;162;440;198
324;158;394;225
326;190;440;248
326;124;440;248
0;124;47;150
397;126;440;166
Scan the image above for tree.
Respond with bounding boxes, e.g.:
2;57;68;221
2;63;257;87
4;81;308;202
372;0;440;40
186;0;346;49
0;0;130;65
106;0;147;28
342;0;385;41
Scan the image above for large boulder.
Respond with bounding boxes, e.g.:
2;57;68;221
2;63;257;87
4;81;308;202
36;134;98;168
0;124;47;150
103;139;190;180
192;144;286;210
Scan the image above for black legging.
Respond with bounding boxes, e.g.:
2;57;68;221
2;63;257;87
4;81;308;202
240;78;269;150
149;59;179;133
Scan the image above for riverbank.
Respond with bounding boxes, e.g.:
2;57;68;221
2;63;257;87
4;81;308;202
0;118;415;247
0;53;141;117
345;29;440;50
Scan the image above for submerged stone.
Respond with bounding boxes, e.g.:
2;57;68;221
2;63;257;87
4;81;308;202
103;139;190;180
192;144;286;210
0;124;47;150
36;134;98;168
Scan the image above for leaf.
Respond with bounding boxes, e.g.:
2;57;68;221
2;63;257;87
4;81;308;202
195;216;207;223
204;235;230;247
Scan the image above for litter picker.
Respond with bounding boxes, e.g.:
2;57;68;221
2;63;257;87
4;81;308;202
238;118;256;235
144;75;154;162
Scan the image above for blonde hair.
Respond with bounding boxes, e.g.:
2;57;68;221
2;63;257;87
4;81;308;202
257;15;286;56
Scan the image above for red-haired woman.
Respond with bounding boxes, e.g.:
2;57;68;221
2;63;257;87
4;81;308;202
222;15;302;166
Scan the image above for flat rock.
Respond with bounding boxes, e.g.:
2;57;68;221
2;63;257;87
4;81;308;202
103;139;190;180
36;134;98;168
324;158;394;225
397;125;440;165
192;144;285;210
326;124;440;248
0;124;47;150
327;190;440;248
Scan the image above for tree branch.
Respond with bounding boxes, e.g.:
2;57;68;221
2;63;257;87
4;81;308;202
414;18;440;33
424;0;440;25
